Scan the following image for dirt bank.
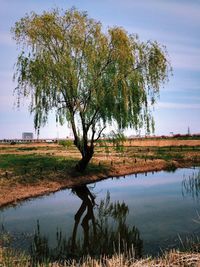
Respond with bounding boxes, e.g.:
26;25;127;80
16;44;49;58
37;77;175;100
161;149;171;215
0;158;194;208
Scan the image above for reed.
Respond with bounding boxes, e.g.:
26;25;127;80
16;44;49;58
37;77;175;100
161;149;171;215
1;247;200;267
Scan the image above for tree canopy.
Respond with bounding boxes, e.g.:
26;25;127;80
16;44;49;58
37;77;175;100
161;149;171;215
12;8;171;171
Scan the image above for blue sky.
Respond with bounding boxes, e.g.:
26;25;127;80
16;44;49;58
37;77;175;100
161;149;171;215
0;0;200;139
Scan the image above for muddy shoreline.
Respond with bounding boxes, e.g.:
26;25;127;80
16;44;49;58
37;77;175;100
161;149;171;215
0;159;197;208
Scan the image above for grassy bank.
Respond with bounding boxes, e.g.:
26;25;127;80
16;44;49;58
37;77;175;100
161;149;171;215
0;141;200;207
0;154;107;185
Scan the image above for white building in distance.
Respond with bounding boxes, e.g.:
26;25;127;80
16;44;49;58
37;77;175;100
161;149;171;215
22;132;33;140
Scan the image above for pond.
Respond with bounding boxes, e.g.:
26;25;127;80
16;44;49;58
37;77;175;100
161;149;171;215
1;167;200;259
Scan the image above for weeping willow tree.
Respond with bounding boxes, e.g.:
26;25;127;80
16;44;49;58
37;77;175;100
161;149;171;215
12;8;171;171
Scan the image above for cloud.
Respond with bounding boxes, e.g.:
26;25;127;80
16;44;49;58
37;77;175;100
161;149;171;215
176;96;200;101
0;32;13;46
159;1;200;24
170;51;200;72
0;101;14;113
156;102;200;110
164;83;200;93
123;0;200;24
126;27;200;72
0;72;15;102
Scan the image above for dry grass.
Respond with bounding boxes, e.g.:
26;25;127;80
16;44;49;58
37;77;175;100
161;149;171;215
1;248;200;267
124;139;200;147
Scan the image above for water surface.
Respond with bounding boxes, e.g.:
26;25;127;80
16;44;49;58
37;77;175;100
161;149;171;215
1;167;200;256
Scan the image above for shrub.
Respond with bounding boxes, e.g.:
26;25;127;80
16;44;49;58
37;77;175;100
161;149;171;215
58;140;73;148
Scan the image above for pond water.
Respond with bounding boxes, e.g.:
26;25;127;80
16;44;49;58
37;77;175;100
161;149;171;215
1;167;200;258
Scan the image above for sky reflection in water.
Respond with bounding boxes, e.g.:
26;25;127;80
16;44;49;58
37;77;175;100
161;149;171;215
1;167;200;256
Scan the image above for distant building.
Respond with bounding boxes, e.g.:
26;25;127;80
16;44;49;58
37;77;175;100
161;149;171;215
22;132;33;140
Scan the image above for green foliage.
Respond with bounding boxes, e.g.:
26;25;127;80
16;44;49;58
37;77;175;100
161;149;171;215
164;162;177;172
109;131;126;153
58;139;73;148
12;7;171;154
10;141;16;145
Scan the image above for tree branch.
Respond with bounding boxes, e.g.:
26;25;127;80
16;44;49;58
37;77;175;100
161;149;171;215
93;125;106;145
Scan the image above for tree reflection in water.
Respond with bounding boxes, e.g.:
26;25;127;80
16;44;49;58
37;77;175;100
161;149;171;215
31;185;143;263
70;185;143;258
71;185;96;253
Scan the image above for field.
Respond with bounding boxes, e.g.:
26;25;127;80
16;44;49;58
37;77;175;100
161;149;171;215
1;138;200;266
0;138;200;207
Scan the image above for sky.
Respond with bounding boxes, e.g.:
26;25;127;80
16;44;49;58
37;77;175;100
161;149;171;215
0;0;200;139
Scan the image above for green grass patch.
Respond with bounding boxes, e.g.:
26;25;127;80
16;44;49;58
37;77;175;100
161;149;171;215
58;139;74;148
0;154;75;172
17;147;38;151
0;154;108;184
155;150;184;161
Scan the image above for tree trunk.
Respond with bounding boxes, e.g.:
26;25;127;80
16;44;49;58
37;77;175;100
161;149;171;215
75;145;94;172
